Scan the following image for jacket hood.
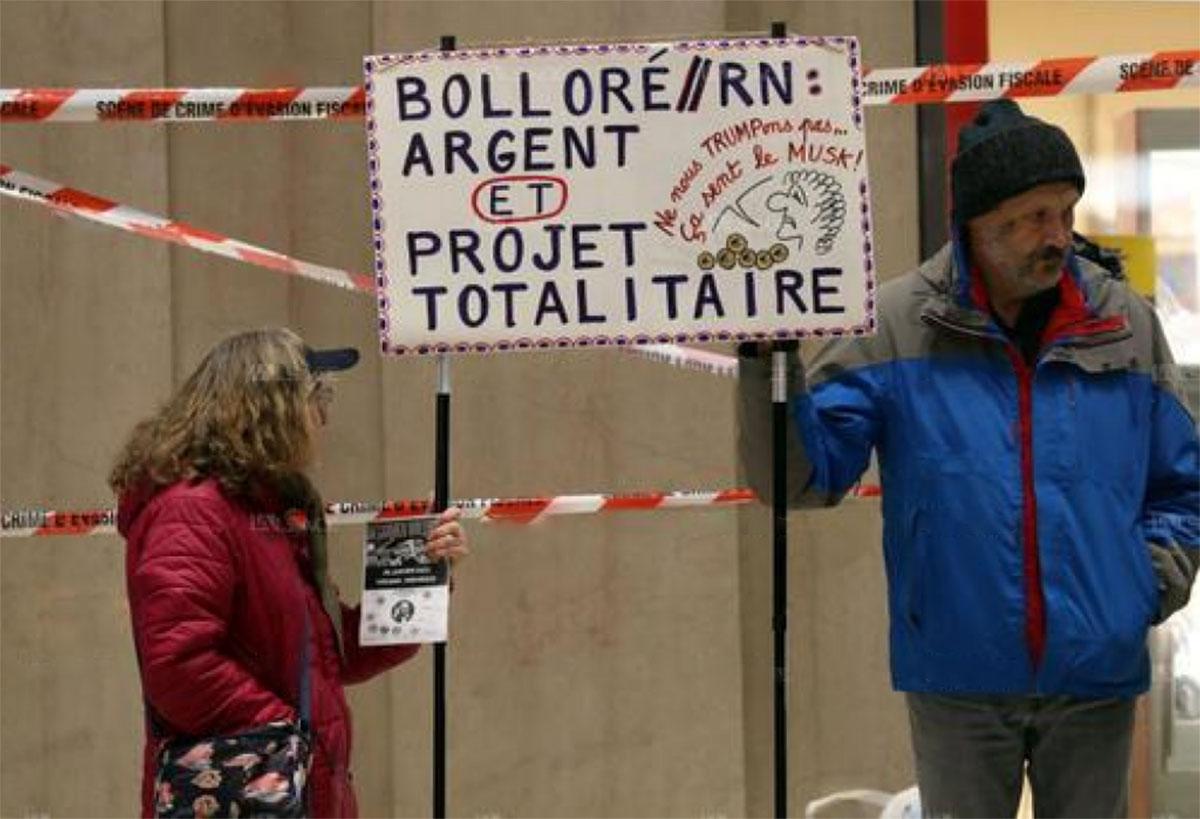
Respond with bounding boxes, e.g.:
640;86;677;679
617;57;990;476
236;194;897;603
943;225;1094;312
923;232;1128;314
117;475;299;538
915;235;1131;353
117;481;160;538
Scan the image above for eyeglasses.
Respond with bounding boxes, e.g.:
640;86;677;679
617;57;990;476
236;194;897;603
309;377;335;412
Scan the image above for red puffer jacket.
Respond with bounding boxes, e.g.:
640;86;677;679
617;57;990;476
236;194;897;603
120;478;419;818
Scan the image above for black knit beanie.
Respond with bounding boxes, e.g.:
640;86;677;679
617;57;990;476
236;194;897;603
951;99;1085;223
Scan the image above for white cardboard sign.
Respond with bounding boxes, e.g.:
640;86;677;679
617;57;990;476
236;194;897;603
365;37;876;355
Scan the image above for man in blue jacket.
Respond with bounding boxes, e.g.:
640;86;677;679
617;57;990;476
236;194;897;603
738;99;1199;817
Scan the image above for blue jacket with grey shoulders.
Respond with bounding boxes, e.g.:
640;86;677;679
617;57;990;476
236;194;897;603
738;240;1198;697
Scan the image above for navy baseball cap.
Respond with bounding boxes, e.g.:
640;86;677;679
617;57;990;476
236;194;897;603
304;346;359;375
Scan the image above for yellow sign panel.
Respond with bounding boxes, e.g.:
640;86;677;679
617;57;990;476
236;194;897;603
1092;234;1157;299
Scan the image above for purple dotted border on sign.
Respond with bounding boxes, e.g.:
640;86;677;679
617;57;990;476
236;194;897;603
363;56;396;354
365;35;876;357
846;36;877;335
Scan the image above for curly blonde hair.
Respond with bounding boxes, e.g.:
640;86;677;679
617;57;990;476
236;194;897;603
109;328;318;497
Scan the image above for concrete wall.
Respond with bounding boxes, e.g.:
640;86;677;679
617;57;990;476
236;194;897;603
0;2;916;816
1;4;172;816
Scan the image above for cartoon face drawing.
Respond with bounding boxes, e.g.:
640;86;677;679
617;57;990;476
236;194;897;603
766;184;809;246
712;171;847;258
766;170;846;255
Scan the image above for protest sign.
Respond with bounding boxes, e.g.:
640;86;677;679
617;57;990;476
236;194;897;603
365;37;875;354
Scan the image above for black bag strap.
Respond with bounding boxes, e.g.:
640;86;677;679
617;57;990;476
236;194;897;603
296;608;312;729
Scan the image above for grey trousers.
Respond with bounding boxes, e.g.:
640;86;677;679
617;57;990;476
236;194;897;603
906;692;1136;819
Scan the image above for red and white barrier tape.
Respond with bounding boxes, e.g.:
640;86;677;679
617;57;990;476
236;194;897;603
862;49;1198;105
0;485;883;538
2;51;1195;123
630;344;738;378
0;87;366;123
0;165;374;293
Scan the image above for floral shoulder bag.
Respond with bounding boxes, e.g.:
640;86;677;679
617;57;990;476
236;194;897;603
148;615;314;818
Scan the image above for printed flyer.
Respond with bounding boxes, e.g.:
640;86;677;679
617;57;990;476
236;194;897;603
360;516;449;644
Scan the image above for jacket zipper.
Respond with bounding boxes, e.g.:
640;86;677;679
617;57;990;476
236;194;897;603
1006;349;1046;674
922;279;1129;686
922;309;1079;682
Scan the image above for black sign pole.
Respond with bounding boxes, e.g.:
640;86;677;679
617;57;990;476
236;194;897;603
432;352;450;819
432;37;456;819
771;343;791;819
769;25;790;819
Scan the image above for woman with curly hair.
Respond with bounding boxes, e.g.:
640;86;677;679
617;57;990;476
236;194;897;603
112;328;467;817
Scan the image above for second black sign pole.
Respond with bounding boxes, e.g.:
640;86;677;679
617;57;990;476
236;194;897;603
768;27;790;819
432;35;457;819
